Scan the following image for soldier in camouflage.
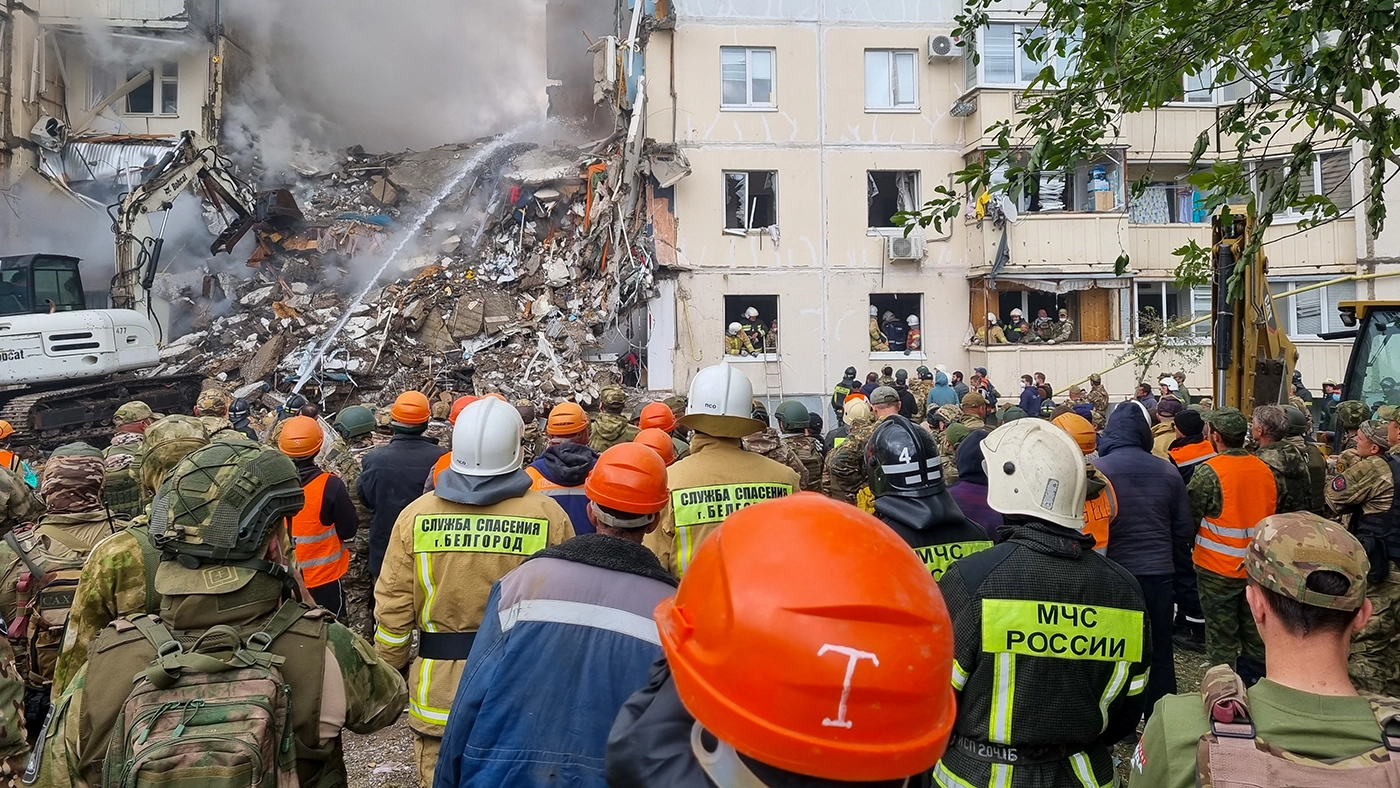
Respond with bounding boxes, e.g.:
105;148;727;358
1284;405;1327;514
589;386;640;453
1252;405;1313;513
1087;372;1110;423
1323;419;1400;694
909;367;934;421
741;401;810;489
774;401;823;492
823;399;872;497
1333;399;1372;475
516;400;548;466
331;405;378;639
33;441;407;786
193;388;246;441
958;392;991;432
50;416;211;699
0;465;36;782
826;387;902;509
102;400;157;518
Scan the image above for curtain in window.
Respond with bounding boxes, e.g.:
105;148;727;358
1129;186;1171;224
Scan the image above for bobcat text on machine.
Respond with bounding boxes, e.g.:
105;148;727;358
0;131;301;448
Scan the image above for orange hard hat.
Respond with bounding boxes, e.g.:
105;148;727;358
585;443;669;515
0;420;12;441
656;493;955;782
1052;412;1097;455
844;392;867;406
277;416;324;459
390;391;431;426
449;395;480;425
633;428;675;465
638;401;677;432
484;393;508;402
547;402;590;436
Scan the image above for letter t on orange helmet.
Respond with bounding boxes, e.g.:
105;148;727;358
390;390;432;426
638;401;677;432
277;416;325;459
655;493;956;783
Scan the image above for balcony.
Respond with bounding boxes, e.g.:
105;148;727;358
37;0;191;27
969;212;1130;275
1127;218;1356;276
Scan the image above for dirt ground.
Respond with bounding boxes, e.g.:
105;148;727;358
343;645;1215;788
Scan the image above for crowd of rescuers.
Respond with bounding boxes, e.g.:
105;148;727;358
0;359;1396;788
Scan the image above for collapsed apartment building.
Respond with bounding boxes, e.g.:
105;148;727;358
1;0;690;413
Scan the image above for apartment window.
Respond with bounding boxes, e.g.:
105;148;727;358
865;50;918;110
867;171;919;229
1136;282;1211;340
126;61;178;115
724;171;777;232
721;47;775;108
1271;279;1355;336
723;295;779;356
976;23;1075;86
870;293;923;353
997;154;1123;213
1254;151;1353;219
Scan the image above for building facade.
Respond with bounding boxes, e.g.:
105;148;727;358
644;0;1379;415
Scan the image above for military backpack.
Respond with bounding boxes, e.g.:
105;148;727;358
1197;664;1400;787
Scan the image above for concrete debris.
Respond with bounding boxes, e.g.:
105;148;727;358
144;134;667;409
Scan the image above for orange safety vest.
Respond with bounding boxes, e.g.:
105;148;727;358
1169;440;1218;471
431;453;451;486
525;465;580;497
0;450;17;474
1194;454;1277;578
290;472;349;588
1083;475;1117;550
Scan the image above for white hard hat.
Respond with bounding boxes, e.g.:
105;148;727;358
882;311;896;322
1011;308;1023;316
986;312;997;322
1159;377;1179;392
727;322;742;336
869;304;879;316
450;397;524;477
981;419;1087;531
907;314;920;327
744;306;758;319
679;363;766;439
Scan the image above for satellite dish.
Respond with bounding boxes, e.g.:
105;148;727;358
997;194;1019;224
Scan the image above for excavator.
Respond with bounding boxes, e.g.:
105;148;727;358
0;131;301;448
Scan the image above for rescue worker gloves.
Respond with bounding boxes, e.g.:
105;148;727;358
546;402;590;437
656;493;956;783
775;401;810;432
639;401;678;432
679;363;767;439
634;428;676;465
1052;413;1097;455
390;390;432;427
982;419;1088;531
450;397;525;477
332;405;376;438
585;443;669;516
449;395;480;425
277;416;324;459
865;415;945;498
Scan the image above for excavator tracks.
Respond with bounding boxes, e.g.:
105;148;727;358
0;374;204;450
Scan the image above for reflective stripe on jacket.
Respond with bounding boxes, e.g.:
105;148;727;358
1169;441;1217;470
1194;454;1277;578
1083;476;1117;552
525;466;593;535
291;472;349;587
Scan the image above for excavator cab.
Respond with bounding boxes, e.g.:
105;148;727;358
0;255;86;317
1338;301;1400;413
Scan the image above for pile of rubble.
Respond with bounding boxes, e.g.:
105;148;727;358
147;131;679;409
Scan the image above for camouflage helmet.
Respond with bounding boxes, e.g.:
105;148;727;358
600;385;628;413
112;400;154;427
934;405;964;426
775;401;811;431
1283;406;1308;438
149;441;304;595
49;441;103;459
1336;400;1371;430
333;405;377;439
195;389;231;417
40;454;106;515
1247;512;1369;611
140;415;211;495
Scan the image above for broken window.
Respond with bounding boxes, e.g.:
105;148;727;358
865;50;918;110
126;62;178;115
723;295;780;356
867;171;919;228
869;293;923;353
724;171;777;232
721;47;776;108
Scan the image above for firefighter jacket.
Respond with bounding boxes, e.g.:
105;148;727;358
872;493;992;580
373;471;574;736
643;433;800;577
936;520;1151;788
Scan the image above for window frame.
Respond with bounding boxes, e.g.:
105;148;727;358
719;46;777;111
866;170;921;232
1270;277;1355;338
972;22;1076;88
721;294;781;361
122;61;179;116
723;170;779;234
1134;280;1212;343
1251;151;1353;222
864;49;920;113
869;292;926;359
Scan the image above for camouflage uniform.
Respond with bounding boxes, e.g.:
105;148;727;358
0;467;42;535
328;433;376;640
825;417;877;504
102;404;149;518
1255;440;1312;514
741;428;811;490
909;374;934;421
779;432;824;492
0;468;35;780
589;387;640;453
521;423;549;466
1087;379;1110;423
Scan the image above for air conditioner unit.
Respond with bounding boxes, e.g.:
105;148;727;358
886;234;926;262
928;33;960;60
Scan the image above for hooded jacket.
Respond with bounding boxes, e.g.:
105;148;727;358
437;534;675;788
873;493;993;580
1091;401;1194;577
927;371;960;408
357;432;448;576
948;430;1000;541
527;442;600;535
1018;385;1043;416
